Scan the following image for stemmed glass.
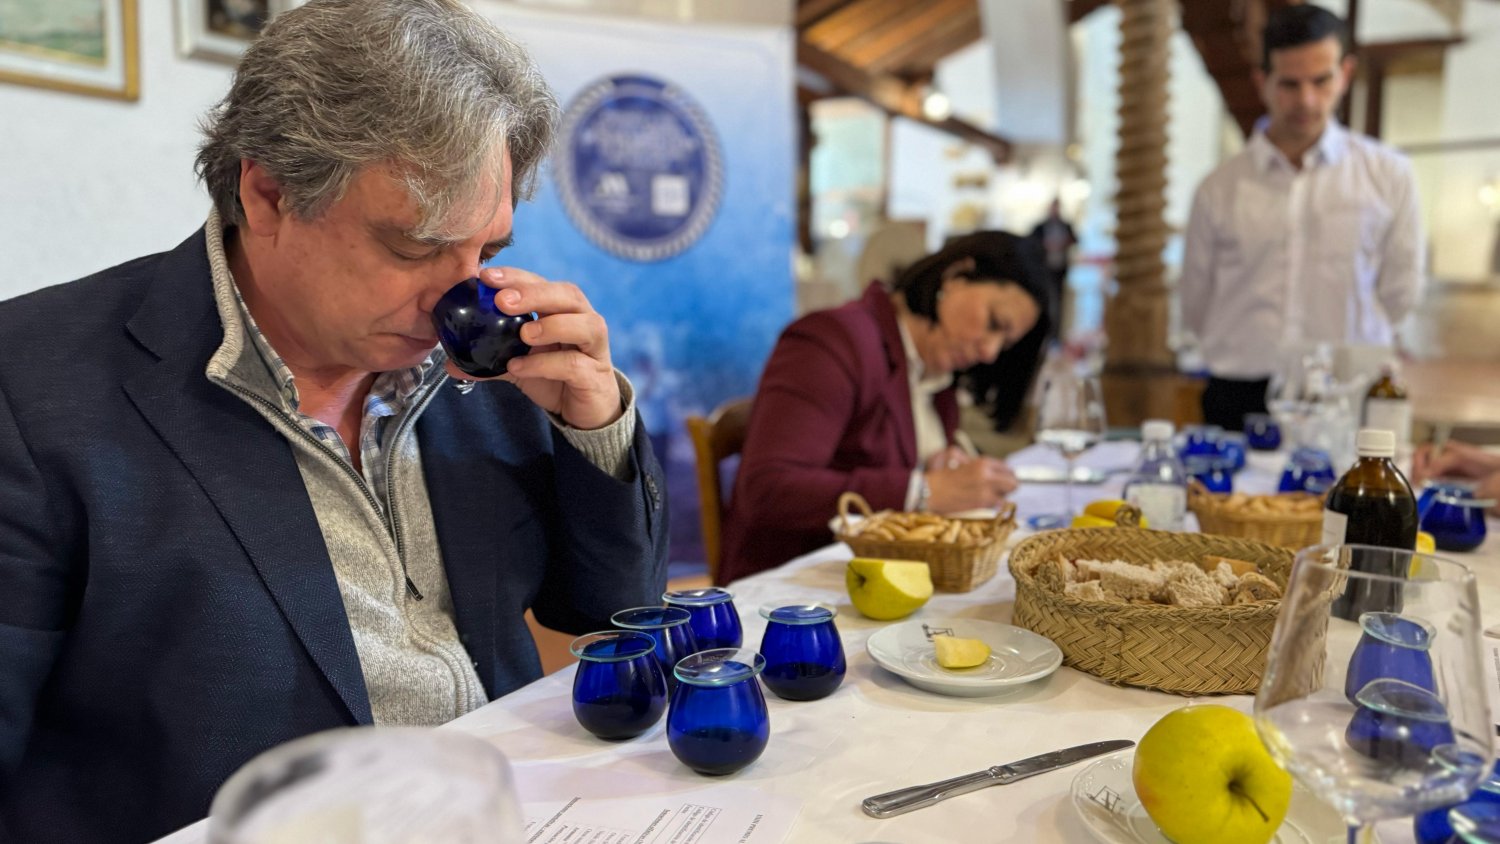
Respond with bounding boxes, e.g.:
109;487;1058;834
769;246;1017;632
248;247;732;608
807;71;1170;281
208;727;525;843
1255;544;1493;844
1034;368;1106;525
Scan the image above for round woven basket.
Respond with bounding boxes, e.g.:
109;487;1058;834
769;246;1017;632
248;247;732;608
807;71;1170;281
1187;480;1324;550
1008;527;1300;695
835;492;1017;593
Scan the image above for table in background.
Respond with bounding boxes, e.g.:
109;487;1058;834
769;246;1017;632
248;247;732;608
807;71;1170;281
156;443;1497;844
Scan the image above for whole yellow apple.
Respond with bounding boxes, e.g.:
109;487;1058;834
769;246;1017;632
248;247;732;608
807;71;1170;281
1132;705;1292;844
845;558;933;620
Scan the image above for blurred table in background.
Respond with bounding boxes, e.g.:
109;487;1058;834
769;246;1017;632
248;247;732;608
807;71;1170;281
1406;359;1500;439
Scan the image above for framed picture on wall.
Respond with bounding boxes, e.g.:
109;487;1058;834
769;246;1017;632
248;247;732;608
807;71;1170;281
0;0;140;101
175;0;302;64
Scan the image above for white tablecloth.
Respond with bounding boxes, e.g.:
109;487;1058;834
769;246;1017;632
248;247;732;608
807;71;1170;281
157;443;1498;843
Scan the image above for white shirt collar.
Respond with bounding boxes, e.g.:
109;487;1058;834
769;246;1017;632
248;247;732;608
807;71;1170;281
894;313;953;395
1249;119;1348;172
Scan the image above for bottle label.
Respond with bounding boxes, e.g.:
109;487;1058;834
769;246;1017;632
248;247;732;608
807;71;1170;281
1364;399;1412;446
1321;509;1349;547
1125;485;1186;531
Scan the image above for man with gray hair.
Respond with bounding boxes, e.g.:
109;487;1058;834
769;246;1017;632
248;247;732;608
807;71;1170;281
0;1;668;840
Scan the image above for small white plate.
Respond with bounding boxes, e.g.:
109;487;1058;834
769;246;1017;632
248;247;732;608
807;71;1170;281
864;618;1063;697
1071;751;1347;844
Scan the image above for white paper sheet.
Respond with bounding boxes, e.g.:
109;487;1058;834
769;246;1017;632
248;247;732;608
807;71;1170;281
516;763;799;844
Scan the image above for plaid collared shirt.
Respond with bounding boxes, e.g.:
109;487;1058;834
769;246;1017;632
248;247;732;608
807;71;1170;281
230;285;442;516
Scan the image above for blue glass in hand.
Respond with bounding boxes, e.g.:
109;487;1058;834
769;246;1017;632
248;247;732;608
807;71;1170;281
1244;413;1281;451
663;587;743;651
1186;456;1234;494
668;648;770;776
569;631;667;740
1415;762;1500;844
1345;612;1438;704
1279;447;1337;494
757;602;846;702
431;277;535;378
611;606;697;693
1345;678;1457;767
1424;494;1491;554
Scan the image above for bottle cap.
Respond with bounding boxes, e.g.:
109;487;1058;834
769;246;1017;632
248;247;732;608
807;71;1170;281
1356;428;1396;458
1142;420;1174;441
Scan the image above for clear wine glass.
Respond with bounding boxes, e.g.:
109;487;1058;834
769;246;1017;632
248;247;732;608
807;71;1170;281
1034;368;1106;524
208;727;525;843
1254;544;1493;844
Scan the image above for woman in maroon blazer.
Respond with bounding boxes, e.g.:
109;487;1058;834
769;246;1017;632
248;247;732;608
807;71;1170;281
720;232;1049;584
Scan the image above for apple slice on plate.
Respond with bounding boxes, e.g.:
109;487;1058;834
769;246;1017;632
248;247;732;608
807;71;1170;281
1071;751;1346;844
865;618;1062;697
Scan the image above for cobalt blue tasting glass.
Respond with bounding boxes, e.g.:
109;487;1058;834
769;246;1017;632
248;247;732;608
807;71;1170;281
1217;432;1248;473
1415;762;1500;844
1279;447;1338;494
1185;456;1233;494
611;606;697;693
757;602;846;702
663;587;743;651
668;648;770;776
1419;481;1476;521
569;631;667;740
1344;677;1456;768
430;277;536;378
1180;424;1223;458
1344;612;1438;704
1244;413;1282;451
1423;494;1491;554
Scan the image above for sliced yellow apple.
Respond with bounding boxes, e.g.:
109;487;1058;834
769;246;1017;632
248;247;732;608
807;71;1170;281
932;634;991;669
846;558;933;620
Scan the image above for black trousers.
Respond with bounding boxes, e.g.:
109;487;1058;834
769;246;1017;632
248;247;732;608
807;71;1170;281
1201;376;1270;432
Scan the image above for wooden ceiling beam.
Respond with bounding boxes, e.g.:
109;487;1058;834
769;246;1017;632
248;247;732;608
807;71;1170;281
796;0;858;29
1070;0;1112;24
849;0;977;73
804;0;914;53
835;0;970;65
797;40;1012;163
873;19;985;78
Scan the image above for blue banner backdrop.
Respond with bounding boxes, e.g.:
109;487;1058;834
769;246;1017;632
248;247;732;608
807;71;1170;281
478;8;797;572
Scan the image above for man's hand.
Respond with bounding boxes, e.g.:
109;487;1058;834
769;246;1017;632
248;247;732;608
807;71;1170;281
445;267;622;430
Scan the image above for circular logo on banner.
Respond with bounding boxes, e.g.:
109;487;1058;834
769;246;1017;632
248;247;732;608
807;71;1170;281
555;74;724;262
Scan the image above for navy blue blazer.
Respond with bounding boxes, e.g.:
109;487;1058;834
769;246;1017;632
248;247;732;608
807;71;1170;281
0;229;669;843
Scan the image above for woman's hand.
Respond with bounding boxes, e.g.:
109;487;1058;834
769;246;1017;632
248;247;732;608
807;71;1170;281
446;267;622;430
924;456;1017;513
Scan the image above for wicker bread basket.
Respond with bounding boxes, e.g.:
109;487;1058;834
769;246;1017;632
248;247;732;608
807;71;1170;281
835;491;1017;592
1009;527;1302;695
1187;480;1324;550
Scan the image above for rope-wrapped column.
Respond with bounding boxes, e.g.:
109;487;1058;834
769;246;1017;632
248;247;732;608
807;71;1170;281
1103;0;1176;426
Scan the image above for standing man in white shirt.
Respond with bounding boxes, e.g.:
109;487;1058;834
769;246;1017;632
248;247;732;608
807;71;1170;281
1180;4;1426;431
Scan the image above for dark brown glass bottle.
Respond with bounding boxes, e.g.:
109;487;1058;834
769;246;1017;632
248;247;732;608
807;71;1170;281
1363;364;1411;451
1325;429;1419;619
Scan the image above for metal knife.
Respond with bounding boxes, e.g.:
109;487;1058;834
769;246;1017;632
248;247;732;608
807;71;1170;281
861;739;1135;819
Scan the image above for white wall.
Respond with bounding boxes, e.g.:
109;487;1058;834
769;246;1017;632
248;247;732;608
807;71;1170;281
0;2;235;299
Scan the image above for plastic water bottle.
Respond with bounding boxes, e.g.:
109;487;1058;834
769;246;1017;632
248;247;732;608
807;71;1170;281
1123;419;1188;531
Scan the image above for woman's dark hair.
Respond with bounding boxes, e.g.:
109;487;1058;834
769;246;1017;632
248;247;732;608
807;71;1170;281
891;230;1050;321
1262;5;1348;71
891;230;1054;434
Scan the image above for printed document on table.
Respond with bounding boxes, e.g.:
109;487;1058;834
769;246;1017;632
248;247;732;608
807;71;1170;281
517;763;800;844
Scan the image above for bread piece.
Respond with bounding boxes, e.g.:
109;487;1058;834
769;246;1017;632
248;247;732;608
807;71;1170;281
1199;555;1260;578
1074;559;1108;582
1166;577;1225;607
1097;562;1167;604
1232;572;1283;604
1065;580;1114;602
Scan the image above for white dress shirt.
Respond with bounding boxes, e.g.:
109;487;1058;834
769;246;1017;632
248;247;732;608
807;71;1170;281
1180;122;1425;379
897;316;954;509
